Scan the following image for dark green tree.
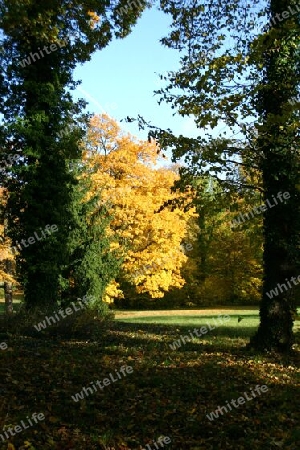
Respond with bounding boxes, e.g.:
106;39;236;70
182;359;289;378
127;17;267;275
60;161;122;308
145;0;299;351
0;0;148;309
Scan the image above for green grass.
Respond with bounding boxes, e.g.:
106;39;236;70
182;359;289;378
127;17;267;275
0;299;21;313
0;287;23;312
115;310;300;350
116;313;259;326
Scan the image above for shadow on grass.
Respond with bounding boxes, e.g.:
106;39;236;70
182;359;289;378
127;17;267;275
110;319;258;338
1;314;298;358
1;331;299;449
107;320;299;356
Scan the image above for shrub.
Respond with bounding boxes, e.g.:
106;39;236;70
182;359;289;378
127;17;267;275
0;301;114;340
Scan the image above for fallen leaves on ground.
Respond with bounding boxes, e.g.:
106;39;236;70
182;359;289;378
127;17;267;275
0;321;299;449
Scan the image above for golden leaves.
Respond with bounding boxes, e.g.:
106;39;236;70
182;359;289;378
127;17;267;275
87;10;101;29
83;114;194;299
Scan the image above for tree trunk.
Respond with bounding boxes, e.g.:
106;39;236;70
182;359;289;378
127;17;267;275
249;0;299;352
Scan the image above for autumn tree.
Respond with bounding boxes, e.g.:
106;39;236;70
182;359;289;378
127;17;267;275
0;0;148;309
144;0;299;352
0;187;16;314
83;114;195;301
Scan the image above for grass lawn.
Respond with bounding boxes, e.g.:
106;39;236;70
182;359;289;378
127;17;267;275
0;302;21;314
0;309;299;449
115;308;260;326
0;292;22;314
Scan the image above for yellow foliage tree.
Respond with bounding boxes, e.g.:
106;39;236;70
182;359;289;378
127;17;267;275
0;188;15;283
83;114;195;300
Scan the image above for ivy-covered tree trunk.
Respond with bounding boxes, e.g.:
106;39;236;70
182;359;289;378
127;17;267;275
249;0;300;351
4;24;80;309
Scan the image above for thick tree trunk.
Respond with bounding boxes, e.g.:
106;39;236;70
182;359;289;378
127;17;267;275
249;0;299;352
250;177;298;351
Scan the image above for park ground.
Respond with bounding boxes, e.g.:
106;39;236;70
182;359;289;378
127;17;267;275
0;307;299;450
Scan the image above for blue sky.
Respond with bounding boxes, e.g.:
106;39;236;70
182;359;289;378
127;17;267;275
73;5;199;141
